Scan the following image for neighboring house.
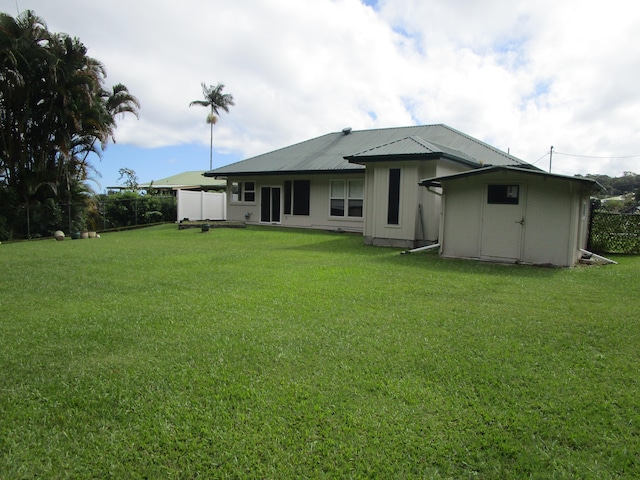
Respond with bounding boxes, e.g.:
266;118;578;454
206;124;531;248
419;166;603;267
138;171;226;193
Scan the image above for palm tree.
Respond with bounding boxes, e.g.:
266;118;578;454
189;82;235;170
0;9;139;238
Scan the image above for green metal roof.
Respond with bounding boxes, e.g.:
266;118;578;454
138;171;226;189
345;135;478;166
206;124;531;177
419;166;604;192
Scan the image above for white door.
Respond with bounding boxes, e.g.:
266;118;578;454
480;184;524;261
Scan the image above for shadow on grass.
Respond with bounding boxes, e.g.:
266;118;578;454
278;232;565;278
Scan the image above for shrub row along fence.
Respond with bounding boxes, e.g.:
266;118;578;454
588;210;640;254
0;194;177;241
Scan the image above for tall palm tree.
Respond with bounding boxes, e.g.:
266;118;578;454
189;82;235;170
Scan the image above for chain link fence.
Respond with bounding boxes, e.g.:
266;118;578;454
588;210;640;254
0;194;177;241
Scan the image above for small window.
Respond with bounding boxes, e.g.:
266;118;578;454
244;182;255;202
231;181;255;202
488;184;519;205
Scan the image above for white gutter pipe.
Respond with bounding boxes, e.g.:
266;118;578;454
402;243;440;254
579;249;617;265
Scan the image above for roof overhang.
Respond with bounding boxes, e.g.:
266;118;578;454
345;152;481;169
204;168;365;179
419;166;605;192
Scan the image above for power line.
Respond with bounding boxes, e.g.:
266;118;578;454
531;151;550;165
554;151;640;159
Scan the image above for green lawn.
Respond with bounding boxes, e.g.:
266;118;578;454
1;225;638;478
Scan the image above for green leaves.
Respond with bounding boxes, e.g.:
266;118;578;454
0;10;139;239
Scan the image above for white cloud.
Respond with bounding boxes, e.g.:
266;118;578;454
4;0;640;178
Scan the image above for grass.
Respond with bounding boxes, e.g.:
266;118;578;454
1;224;638;478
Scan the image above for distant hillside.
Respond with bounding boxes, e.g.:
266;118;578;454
577;172;640;197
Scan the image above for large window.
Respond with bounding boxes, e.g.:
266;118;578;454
330;179;364;218
284;180;311;215
387;168;400;225
231;181;255;202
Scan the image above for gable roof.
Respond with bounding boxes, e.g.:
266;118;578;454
344;135;478;166
205;124;532;177
419;165;604;192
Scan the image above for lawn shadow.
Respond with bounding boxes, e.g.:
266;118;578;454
377;248;584;279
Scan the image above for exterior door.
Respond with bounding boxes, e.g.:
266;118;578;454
260;186;281;223
480;184;524;261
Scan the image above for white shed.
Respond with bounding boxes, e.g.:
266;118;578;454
420;166;603;267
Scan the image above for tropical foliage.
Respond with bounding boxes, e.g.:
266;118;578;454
98;192;176;229
0;10;139;240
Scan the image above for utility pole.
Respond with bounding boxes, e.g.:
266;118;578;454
549;146;554;173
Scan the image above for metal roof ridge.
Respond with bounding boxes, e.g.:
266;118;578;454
348;134;443;157
337;123;445;136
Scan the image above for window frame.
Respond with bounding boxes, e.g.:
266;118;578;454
329;179;364;219
231;181;256;203
387;168;401;225
487;184;519;205
284;180;311;216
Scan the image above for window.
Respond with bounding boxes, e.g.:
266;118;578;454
244;182;255;202
330;179;364;218
284;180;311;215
348;179;364;217
488;184;519;205
231;181;255;202
387;168;400;225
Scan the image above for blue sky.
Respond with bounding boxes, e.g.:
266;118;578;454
4;0;640;189
94;144;240;192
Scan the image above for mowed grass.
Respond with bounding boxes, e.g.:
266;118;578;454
1;224;638;478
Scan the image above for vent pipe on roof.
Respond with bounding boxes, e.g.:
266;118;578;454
342;127;352;135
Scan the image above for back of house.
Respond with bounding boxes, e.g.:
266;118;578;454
206;124;530;248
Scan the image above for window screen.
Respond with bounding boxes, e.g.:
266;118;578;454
387;168;401;225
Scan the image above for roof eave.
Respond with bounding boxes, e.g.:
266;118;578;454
419;165;606;192
346;152;479;167
205;168;365;178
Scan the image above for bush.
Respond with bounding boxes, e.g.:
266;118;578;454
99;192;176;228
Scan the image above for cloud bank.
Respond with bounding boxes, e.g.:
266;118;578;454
4;0;640;179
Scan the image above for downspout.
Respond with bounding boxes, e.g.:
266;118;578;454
418;204;426;241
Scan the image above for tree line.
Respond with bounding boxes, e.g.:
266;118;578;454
0;10;139;240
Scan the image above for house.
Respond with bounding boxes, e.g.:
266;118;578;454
419;166;603;267
138;171;226;193
206;124;531;248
